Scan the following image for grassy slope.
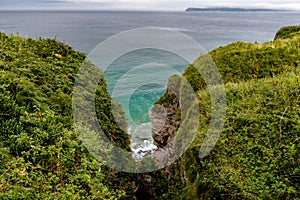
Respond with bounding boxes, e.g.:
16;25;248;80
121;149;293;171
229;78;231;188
157;26;300;199
0;33;130;199
274;26;300;40
184;26;300;91
183;69;300;199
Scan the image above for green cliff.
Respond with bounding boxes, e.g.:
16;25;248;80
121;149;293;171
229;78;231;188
152;26;300;199
0;33;130;199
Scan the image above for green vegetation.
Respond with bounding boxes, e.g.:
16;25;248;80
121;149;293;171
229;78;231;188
180;69;300;199
1;25;299;199
274;26;300;40
184;30;299;91
155;26;300;199
0;33;130;199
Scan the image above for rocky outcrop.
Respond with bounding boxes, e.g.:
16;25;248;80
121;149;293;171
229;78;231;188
151;73;200;168
150;75;182;168
151;95;179;147
151;75;181;148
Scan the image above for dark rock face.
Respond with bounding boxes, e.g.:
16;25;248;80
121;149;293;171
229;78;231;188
135;174;158;200
151;75;182;148
150;75;182;168
151;95;180;147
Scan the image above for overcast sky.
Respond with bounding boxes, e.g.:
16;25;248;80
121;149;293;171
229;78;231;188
1;0;300;11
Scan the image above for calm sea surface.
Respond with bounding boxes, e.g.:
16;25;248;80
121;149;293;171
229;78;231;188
1;11;299;157
0;11;299;52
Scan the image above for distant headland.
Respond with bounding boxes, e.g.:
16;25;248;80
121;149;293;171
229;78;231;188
185;7;288;12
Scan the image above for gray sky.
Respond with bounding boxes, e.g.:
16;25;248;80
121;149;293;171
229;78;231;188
1;0;300;11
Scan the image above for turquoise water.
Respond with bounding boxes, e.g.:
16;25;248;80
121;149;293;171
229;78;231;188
104;49;188;156
105;49;188;124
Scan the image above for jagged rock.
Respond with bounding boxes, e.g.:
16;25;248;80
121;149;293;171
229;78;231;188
151;75;181;148
150;75;183;168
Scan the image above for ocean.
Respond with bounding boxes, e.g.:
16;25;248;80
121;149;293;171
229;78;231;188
1;10;299;158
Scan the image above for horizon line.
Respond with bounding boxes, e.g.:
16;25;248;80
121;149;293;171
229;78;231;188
0;6;299;12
